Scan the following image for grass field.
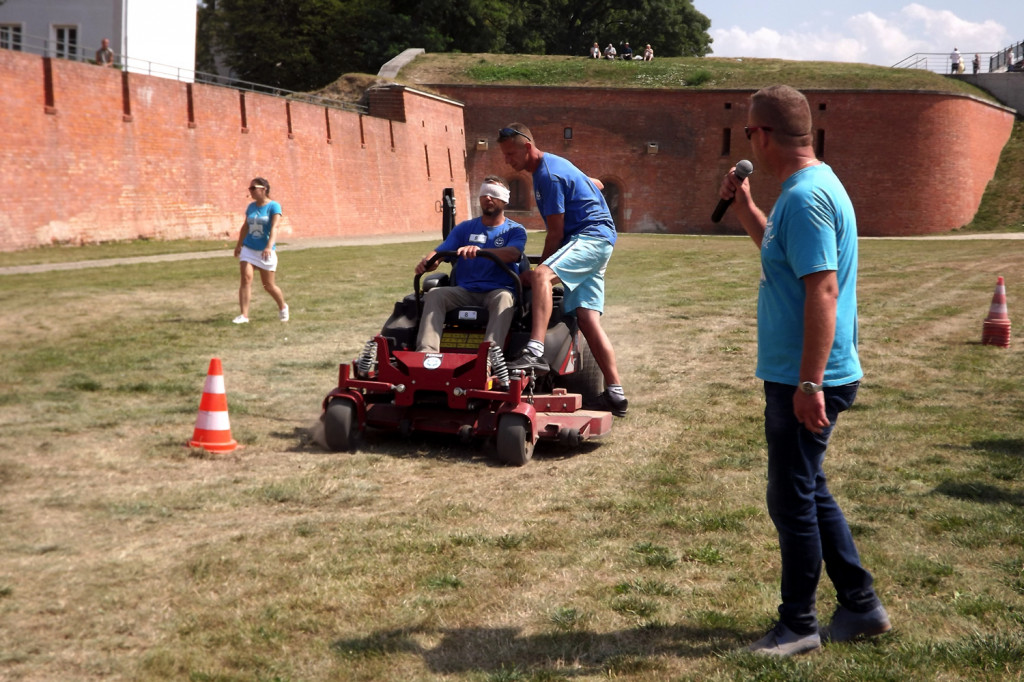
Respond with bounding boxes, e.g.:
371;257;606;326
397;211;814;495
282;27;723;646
1;233;1023;681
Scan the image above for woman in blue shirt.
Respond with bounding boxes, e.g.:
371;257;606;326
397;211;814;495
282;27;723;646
232;177;289;323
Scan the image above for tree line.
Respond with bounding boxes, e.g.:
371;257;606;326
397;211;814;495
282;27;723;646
196;0;713;92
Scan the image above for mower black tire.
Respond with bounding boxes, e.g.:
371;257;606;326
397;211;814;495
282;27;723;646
324;399;355;452
496;414;534;466
555;333;604;402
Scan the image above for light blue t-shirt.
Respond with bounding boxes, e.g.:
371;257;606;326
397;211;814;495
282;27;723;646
532;153;617;245
756;164;862;387
437;216;527;293
242;200;282;251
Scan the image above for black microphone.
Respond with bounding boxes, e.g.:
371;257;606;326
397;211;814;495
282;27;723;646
711;160;754;223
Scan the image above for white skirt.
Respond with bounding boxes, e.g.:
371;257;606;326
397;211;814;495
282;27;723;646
239;245;278;272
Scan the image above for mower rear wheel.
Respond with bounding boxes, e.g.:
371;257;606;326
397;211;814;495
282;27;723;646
324;399;355;452
496;414;534;466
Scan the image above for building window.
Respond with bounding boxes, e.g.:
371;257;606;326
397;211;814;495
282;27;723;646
1;24;23;51
507;178;529;211
54;25;78;60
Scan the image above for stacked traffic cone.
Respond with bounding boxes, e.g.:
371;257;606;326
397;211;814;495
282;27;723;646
981;276;1011;348
187;357;238;452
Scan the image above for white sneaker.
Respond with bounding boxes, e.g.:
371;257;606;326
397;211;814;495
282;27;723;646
279;305;289;322
232;315;249;324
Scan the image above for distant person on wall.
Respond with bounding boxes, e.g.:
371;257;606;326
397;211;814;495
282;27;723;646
233;177;289;324
497;123;628;417
972;53;980;74
603;43;616;60
414;176;527;354
950;47;960;74
643;44;654;61
718;85;890;657
620;42;633;60
957;54;964;74
590;42;601;59
96;38;114;67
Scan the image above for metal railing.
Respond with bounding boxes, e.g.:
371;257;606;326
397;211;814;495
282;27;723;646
990;41;1024;72
893;44;1024;75
2;31;367;114
892;51;997;75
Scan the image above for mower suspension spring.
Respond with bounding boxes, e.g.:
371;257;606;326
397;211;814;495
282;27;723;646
488;343;510;388
355;338;377;378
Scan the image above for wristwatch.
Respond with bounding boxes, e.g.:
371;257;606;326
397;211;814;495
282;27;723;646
799;381;824;395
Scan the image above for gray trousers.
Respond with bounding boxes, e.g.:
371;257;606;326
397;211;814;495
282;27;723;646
416;286;515;352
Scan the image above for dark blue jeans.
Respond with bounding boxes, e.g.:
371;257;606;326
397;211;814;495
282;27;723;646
763;381;880;634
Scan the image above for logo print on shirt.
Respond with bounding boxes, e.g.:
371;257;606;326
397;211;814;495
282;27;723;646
494;235;506;247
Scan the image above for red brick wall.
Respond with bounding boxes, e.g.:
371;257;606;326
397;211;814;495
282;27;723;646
1;48;1014;251
433;85;1015;237
0;50;470;251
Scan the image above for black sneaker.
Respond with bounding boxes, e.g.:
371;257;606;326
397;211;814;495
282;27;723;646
506;349;549;375
585;389;628;417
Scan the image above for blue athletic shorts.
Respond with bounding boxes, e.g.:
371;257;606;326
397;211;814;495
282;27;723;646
543;235;613;315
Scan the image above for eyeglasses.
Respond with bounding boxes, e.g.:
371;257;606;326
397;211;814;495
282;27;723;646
744;126;773;140
497;127;531;142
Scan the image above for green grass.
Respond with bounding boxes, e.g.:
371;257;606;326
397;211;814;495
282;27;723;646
0;237;235;267
401;53;995;99
1;235;1024;680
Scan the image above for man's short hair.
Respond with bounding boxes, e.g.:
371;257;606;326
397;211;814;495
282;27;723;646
750;85;813;148
498;123;533;146
482;175;507;189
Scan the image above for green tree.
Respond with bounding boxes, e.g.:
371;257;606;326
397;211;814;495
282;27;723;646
504;0;710;57
195;0;711;91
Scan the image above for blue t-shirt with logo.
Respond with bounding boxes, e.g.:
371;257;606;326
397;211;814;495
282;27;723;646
437;216;527;293
532;153;616;245
756;163;862;387
242;201;282;251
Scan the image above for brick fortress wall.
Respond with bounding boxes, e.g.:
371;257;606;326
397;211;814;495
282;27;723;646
1;46;1016;250
0;49;471;251
434;85;1015;237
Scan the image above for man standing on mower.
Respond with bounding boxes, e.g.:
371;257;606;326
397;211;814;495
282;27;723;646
497;123;628;417
414;176;528;353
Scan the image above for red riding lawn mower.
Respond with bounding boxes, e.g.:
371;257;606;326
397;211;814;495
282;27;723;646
320;195;616;465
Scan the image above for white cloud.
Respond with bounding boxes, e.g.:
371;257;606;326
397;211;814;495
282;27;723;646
709;3;1009;66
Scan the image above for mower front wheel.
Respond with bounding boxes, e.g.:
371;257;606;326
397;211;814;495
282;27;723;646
324;399;355;452
496;414;534;466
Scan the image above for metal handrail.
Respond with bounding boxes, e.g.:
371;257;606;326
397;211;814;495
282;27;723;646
891;51;998;75
1;31;367;114
989;41;1024;72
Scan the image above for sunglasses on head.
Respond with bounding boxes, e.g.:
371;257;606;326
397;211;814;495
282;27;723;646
498;127;531;142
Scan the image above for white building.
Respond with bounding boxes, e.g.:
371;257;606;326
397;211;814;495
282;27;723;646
0;0;196;80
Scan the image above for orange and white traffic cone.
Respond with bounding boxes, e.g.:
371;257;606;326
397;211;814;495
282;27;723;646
981;276;1011;348
187;357;238;452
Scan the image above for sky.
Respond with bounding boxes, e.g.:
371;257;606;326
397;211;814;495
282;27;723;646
693;1;1022;67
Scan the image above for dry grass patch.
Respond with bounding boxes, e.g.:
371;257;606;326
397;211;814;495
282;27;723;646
1;235;1023;680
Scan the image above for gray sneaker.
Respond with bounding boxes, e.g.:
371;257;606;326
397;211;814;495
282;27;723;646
821;604;891;643
746;622;821;657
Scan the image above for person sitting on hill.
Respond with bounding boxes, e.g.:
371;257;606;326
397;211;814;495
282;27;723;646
621;42;633;60
589;42;601;59
603;43;616;60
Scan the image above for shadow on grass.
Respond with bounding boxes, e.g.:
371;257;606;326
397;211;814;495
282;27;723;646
278;421;603;466
933;480;1024;507
330;622;741;674
971;438;1024;458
